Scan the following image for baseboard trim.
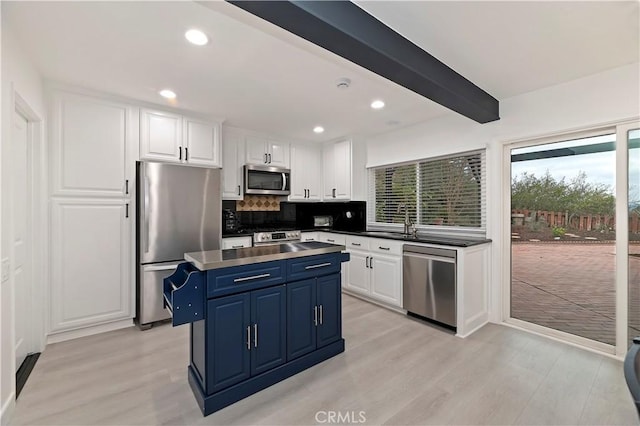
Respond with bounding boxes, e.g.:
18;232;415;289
47;319;134;344
341;289;405;315
1;392;15;426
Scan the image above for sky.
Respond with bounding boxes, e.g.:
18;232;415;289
511;132;640;205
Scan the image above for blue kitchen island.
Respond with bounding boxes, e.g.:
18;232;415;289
163;242;349;416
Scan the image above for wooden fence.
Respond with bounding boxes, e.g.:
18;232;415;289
511;209;640;233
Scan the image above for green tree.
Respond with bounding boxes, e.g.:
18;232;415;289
511;171;615;215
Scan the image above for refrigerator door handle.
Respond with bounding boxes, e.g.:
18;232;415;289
143;169;150;253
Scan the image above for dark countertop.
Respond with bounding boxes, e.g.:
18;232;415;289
302;229;491;247
185;241;345;270
222;229;491;247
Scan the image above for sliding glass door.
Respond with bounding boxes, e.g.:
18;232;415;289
628;128;640;347
510;133;617;346
507;121;639;354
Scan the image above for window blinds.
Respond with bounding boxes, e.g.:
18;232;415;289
368;150;486;230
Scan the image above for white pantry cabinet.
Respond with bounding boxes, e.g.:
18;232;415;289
50;91;134;198
48;88;136;339
222;127;245;200
245;135;289;168
289;144;322;201
49;198;132;333
140;108;221;167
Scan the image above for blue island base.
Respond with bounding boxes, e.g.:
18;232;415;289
188;338;345;416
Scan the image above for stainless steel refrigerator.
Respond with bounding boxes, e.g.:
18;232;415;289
136;161;221;329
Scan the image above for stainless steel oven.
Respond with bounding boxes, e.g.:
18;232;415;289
244;164;290;195
253;230;301;246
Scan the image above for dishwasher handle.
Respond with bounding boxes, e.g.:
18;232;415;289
403;245;456;260
403;251;456;264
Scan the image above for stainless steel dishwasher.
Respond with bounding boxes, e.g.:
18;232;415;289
403;245;457;328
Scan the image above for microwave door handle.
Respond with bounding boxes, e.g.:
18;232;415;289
282;173;287;191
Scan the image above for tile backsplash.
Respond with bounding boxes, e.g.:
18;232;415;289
236;195;281;212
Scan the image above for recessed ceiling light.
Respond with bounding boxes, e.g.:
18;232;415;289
159;89;177;99
371;100;385;109
313;126;325;134
185;29;208;46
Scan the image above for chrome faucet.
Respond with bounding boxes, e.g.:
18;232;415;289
397;203;414;235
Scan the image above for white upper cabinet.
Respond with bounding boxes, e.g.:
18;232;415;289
222;127;245;200
184;117;221;167
51;91;133;197
141;108;221;167
322;138;367;201
245;135;289;168
323;139;351;200
140;108;182;163
289;143;322;201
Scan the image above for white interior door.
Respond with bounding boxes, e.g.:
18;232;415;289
13;110;32;370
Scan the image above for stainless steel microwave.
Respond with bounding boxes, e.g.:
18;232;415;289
244;164;291;195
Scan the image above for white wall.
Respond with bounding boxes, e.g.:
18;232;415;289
0;13;45;424
366;62;640;323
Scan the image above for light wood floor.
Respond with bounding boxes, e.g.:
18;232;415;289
12;295;639;425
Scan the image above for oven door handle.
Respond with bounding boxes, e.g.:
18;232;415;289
282;173;287;191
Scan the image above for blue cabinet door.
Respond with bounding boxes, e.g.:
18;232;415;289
286;279;317;361
250;285;287;376
316;274;342;348
207;293;251;394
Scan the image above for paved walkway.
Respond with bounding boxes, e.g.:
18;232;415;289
511;242;640;346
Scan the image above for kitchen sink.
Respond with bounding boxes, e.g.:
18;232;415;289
362;231;414;240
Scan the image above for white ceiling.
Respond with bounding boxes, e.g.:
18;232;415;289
3;1;638;143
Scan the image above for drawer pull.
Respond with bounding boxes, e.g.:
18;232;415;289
304;262;332;270
233;273;271;283
379;246;390;251
327;239;335;243
351;242;361;246
232;245;243;249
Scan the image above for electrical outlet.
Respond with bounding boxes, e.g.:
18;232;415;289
1;259;9;282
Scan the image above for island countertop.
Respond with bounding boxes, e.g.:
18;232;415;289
185;241;346;271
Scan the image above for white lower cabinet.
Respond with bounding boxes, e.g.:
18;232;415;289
345;249;371;295
50;198;132;333
221;236;252;249
317;232;346;246
344;236;402;307
369;253;402;305
300;232;319;242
